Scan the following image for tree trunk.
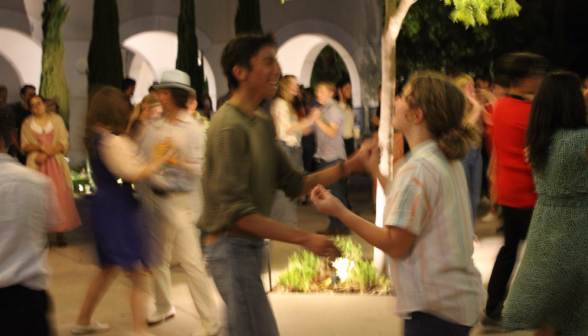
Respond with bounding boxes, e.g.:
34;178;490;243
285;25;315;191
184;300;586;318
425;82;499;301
87;0;123;92
374;0;416;273
176;0;204;102
40;0;70;127
235;0;263;35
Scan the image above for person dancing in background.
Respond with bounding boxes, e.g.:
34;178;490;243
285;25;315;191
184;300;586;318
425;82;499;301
71;87;173;336
21;95;81;247
502;72;588;336
311;72;486;335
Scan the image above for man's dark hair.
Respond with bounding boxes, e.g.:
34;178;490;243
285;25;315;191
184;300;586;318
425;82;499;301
170;88;190;109
474;74;492;84
20;85;35;96
221;33;277;90
493;74;511;89
0;105;15;148
495;53;549;86
121;78;136;92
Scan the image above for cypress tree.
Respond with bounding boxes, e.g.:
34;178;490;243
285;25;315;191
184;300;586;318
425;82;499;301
235;0;263;35
176;0;204;101
87;0;123;92
40;0;70;127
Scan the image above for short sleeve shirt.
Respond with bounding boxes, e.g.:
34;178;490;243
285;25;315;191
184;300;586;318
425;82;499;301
314;100;346;162
383;140;486;326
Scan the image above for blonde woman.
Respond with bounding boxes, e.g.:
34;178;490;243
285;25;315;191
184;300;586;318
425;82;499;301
455;74;484;231
269;75;319;227
21;95;81;246
128;94;162;140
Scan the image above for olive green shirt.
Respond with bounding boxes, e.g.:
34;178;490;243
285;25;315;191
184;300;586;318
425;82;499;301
198;104;306;233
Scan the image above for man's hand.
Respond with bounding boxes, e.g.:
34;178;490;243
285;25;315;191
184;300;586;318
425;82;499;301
35;152;48;165
309;108;322;121
302;232;341;259
345;138;378;174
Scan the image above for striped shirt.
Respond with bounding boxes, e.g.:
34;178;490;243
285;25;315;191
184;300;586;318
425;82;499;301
383;140;486;326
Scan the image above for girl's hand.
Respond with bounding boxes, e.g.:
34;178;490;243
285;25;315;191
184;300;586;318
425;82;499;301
310;185;346;217
35;152;48;165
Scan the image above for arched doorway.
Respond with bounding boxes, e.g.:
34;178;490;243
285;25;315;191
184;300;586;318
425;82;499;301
0;28;42;100
276;34;361;108
122;31;217;109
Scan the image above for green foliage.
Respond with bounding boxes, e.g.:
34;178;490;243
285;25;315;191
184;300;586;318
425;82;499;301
87;0;124;90
235;0;263;35
445;0;521;27
278;250;327;293
396;1;496;87
176;0;204;102
40;0;70;127
277;236;389;294
310;46;349;88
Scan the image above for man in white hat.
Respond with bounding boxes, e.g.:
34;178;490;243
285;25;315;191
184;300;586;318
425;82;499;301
139;69;220;336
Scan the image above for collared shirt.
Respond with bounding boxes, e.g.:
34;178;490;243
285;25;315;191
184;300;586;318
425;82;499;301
271;98;301;148
314;100;346;162
198;104;305;233
0;154;64;290
139;110;205;192
383;140;486;326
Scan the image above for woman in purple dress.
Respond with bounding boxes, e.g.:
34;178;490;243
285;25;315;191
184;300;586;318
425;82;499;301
71;87;173;336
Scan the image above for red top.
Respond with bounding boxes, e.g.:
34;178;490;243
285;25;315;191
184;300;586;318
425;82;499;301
492;96;537;208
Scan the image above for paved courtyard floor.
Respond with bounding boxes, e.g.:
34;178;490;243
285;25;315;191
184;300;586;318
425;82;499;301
47;176;532;336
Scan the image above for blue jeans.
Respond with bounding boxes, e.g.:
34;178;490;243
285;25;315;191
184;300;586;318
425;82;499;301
461;146;483;227
316;158;351;233
404;312;471;336
205;236;279;336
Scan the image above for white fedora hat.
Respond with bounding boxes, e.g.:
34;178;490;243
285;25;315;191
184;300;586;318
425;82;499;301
154;69;195;93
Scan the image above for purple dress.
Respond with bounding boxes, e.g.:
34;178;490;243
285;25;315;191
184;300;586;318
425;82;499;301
89;135;144;270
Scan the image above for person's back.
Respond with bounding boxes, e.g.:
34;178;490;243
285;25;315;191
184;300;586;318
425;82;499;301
492;96;536;208
0;153;62;336
315;100;346;162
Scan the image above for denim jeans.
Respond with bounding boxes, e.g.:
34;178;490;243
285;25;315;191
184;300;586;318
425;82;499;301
205;236;279;336
316;158;351;233
461;145;483;227
404;312;471;336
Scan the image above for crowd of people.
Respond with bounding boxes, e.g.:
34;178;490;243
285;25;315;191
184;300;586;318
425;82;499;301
0;32;587;336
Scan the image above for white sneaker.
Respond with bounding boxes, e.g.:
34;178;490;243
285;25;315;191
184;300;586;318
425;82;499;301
191;325;222;336
71;320;110;335
147;307;176;326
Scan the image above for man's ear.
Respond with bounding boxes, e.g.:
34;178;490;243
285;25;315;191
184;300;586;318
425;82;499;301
232;65;247;83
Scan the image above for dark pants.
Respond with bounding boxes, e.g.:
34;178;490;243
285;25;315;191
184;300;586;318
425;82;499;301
485;205;533;318
0;285;51;336
404;312;471;336
301;134;316;173
344;138;355;157
316;158;350;233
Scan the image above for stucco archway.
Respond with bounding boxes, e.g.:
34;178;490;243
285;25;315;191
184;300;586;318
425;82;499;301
0;28;42;92
122;31;217;109
275;20;363;108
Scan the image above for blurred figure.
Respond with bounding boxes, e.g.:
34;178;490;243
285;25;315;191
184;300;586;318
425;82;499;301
481;52;549;330
11;84;36;164
313;81;351;236
269;75;318;226
139;70;220;335
0;108;64;336
129;94;162;140
454;75;484;234
502;72;588;336
187;91;210;131
475;74;492;91
197;93;214;119
122;77;137;108
336;78;355;157
490;75;511;100
301;87;317;173
21;95;81;247
370;85;381;132
72;86;169;335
